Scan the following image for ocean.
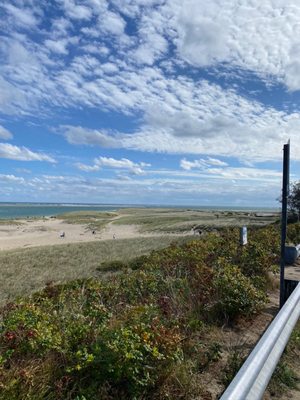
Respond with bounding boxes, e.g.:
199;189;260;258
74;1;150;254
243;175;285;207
0;202;279;219
0;203;123;219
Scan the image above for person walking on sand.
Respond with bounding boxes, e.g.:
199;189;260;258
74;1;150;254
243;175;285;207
113;233;116;239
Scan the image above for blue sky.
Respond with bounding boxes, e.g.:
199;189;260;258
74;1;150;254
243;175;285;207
0;0;300;206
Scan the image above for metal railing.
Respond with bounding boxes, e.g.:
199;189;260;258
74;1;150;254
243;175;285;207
220;282;300;400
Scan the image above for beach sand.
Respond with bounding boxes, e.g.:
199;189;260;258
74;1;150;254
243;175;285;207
0;217;189;251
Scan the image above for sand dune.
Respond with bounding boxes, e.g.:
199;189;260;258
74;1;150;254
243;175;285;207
0;217;189;251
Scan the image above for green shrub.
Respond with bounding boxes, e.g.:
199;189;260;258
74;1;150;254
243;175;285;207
212;264;266;320
97;259;128;272
287;222;300;244
222;349;245;386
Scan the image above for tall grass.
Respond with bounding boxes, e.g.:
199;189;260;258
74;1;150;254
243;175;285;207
0;236;189;305
56;211;118;230
113;209;278;232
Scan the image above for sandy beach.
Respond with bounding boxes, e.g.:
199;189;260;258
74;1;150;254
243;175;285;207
0;217;189;251
0;208;278;251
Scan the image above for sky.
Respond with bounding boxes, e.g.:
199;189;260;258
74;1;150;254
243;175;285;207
0;0;300;207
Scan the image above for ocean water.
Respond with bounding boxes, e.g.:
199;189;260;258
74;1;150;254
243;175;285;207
0;202;279;219
0;203;122;219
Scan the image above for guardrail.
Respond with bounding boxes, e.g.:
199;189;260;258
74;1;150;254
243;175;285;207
220;282;300;400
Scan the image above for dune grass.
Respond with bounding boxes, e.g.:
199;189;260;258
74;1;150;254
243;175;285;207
113;208;279;232
0;235;190;306
56;210;118;230
0;219;23;225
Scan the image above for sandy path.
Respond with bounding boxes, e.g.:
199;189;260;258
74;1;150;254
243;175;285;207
0;218;192;251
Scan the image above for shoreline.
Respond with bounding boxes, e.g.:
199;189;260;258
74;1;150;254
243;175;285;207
0;203;280;220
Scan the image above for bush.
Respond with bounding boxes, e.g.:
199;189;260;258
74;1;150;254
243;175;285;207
212;264;266;320
287;222;300;245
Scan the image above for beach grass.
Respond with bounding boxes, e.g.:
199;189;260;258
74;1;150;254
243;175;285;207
56;210;118;230
0;235;190;305
0;219;24;225
113;208;279;232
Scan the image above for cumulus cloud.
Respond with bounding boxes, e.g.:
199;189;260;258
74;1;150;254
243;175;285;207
0;143;56;163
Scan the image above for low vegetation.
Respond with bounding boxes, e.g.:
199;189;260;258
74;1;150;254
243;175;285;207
0;236;190;306
268;322;300;397
113;208;279;232
56;211;118;231
1;222;299;399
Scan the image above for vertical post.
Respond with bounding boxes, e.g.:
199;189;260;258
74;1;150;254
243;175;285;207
280;142;290;308
240;226;247;246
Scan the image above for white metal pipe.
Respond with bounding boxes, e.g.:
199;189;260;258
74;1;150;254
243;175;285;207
220;282;300;400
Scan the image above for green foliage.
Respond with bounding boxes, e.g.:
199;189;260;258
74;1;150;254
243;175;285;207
287;181;300;221
287;222;300;244
213;264;266;320
0;224;284;399
97;259;128;272
273;363;298;389
268;322;300;396
222;349;245;386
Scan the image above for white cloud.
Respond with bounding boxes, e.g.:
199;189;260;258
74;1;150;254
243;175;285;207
61;125;119;147
51;18;72;38
99;10;126;35
57;72;300;162
45;39;69;55
75;162;100;172
206;167;282;181
180;157;228;170
2;4;39;28
170;0;300;90
0;143;56;162
207;157;228;167
2;0;300;177
96;156;150;174
0;125;13;140
180;159;206;170
0;174;25;184
60;0;93;20
0;169;281;206
0;76;29;115
75;156;151;175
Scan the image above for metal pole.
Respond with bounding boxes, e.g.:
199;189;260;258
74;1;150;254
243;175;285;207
280;142;290;308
